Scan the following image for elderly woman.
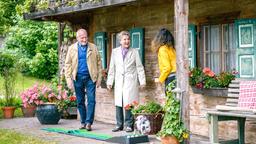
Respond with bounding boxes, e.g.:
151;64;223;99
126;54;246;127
107;31;146;132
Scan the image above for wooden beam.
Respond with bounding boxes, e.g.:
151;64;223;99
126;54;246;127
58;22;66;84
174;0;190;143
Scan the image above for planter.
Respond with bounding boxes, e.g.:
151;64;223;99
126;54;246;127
191;86;203;94
161;136;179;144
21;105;36;117
202;88;228;97
36;103;61;124
134;113;163;135
67;107;77;115
2;106;16;119
62;107;77;119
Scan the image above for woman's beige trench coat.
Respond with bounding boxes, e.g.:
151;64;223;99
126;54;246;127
107;47;146;107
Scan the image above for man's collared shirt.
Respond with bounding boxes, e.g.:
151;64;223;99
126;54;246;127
77;42;89;76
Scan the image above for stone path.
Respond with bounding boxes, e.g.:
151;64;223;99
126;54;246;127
0;117;210;144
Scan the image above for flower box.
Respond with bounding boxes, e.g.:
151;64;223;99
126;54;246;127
202;88;228;97
191;86;203;94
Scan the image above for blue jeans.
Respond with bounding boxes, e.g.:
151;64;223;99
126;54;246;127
74;74;96;125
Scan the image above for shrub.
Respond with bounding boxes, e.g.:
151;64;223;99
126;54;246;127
131;101;163;115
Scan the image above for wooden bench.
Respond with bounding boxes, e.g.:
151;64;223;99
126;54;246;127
206;80;256;144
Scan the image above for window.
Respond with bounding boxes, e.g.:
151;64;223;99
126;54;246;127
94;32;107;69
111;33;120;49
202;23;236;74
129;28;145;65
188;25;196;68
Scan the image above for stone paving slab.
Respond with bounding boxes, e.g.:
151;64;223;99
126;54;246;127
0;117;210;144
0;117;161;144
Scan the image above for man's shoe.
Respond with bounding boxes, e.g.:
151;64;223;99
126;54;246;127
79;124;86;129
112;127;123;132
86;124;92;131
125;127;133;133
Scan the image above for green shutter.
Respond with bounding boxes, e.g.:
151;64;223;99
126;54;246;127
235;19;256;79
129;27;145;65
94;32;107;69
188;24;196;68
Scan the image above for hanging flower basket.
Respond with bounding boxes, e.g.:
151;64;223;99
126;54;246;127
202;88;228;97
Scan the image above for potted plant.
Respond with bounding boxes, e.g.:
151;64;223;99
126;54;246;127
0;52;18;118
55;84;77;118
130;101;163;134
157;82;189;144
189;67;237;96
20;84;42;117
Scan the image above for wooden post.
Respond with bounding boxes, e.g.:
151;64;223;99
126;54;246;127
174;0;190;143
58;22;66;84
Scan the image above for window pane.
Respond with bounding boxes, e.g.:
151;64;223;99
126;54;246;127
227;24;236;71
132;32;140;48
202;23;236;74
211;52;220;73
210;25;220;51
204;26;210;51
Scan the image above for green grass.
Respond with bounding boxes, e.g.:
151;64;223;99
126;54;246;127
0;73;50;96
0;129;57;144
0;73;51;119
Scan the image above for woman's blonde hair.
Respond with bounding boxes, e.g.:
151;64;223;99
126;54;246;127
118;31;130;41
151;28;175;53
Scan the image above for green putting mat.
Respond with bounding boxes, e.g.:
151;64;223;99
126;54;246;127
42;128;113;141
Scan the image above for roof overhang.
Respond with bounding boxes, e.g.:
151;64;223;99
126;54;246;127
23;0;137;23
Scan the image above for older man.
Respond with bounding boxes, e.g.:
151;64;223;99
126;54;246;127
65;29;102;131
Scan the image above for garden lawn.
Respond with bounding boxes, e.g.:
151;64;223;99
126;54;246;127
0;129;57;144
0;72;50;96
0;73;50;118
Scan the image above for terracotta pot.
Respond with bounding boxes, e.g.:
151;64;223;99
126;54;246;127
161;136;179;144
22;105;36;117
2;106;16;119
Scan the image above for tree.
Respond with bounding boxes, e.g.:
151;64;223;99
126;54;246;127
0;0;24;35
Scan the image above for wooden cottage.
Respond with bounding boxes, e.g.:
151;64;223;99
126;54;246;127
24;0;256;143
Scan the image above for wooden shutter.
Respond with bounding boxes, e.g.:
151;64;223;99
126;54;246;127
94;32;107;69
129;28;145;65
188;24;197;68
235;19;256;79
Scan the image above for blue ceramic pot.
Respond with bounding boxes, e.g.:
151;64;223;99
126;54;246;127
36;103;61;124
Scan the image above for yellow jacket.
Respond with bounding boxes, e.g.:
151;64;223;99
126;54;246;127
65;42;102;84
158;45;176;83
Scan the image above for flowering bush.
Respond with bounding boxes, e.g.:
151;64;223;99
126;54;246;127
55;84;77;111
20;84;40;108
189;67;237;89
20;83;71;110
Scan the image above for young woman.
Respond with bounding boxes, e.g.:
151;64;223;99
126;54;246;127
152;28;176;90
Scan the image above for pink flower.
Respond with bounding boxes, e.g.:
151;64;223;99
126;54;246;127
203;67;215;77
